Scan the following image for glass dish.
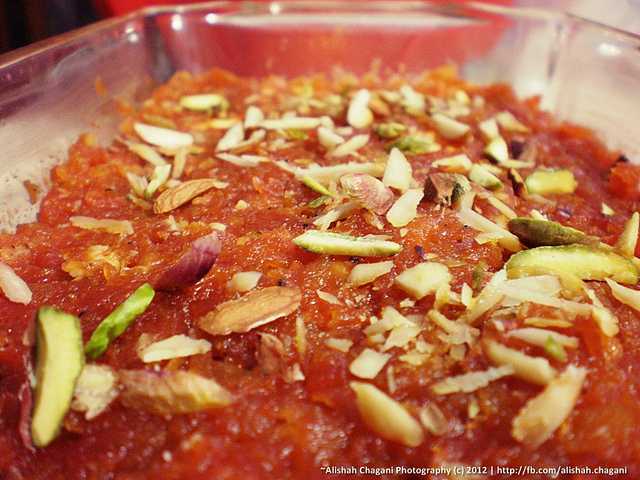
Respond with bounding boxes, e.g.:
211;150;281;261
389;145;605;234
0;1;639;231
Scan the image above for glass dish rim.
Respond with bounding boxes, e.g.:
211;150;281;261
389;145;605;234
1;0;639;74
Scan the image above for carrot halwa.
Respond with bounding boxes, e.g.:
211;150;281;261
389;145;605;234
0;66;638;479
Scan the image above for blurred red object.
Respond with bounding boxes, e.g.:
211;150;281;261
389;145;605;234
95;0;513;17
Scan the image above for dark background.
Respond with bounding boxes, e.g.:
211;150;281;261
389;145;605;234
0;0;99;54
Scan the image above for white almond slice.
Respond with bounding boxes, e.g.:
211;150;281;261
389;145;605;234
460;283;473;307
349;381;424;447
216;152;266;167
301;162;385;183
71;364;118;420
457;208;521;252
348;261;394;287
126;172;148;197
383;324;422;351
431;113;470;140
431;154;472;172
399;85;426;116
584;287;619;337
312;201;360;230
244;105;265;128
512;365;587;448
507;328;578;350
605;278;640;312
180;93;225;111
601;202;615;216
125;141;168;167
140;334;212;363
394;262;452;300
295;315;307;356
484;194;517;219
479;117;499;140
260;117;324;130
203;118;241;129
432;365;514;395
144;164;172;198
484;136;510;164
419;403;448;435
484;340;557;386
234;129;266;150
317;126;345;149
134;122;194;150
428;309;479;345
399;351;430;366
347;89;374;129
495;283;592;316
325;338;353;352
216;122;245;151
349;348;391;379
230;271;262;293
317;289;342;305
502;275;562;300
386;189;424;227
523;317;573;329
331;134;369;158
382;148;413;192
0;262;32;304
70;216;133;235
495;111;530;133
364;306;414;337
172;148;188;179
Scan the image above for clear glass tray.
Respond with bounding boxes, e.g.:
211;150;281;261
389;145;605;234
1;1;639;231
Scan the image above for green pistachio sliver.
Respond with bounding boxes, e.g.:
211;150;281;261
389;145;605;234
179;93;226;112
308;196;330;208
85;283;155;359
505;244;639;284
301;175;334;197
544;335;567;362
507;218;594;248
285;129;309;141
391;135;439;155
524;169;577;196
374;122;407;139
293;230;401;257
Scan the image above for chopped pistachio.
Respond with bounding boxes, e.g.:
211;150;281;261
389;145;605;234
391;134;439;155
544;335;567;362
525;169;577;196
374;122;407;139
301;175;334;197
507;218;594;247
506;245;639;284
307;196;330;208
293;230;401;257
423;173;471;206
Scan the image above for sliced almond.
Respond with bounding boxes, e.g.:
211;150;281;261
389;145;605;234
512;365;586;448
479;117;499;140
431;365;514;395
198;286;302;336
349;348;391;379
382;148;412;192
331;134;369;158
133;122;194;150
230;271;262;293
0;262;32;305
350;381;424;447
153;179;222;214
244;105;264;128
216;152;266;167
484;340;557;386
495;111;530;133
71;364;118;420
431;154;472;173
119;370;232;415
419;403;448;436
139;334;211;363
347;89;373;128
259;117;324;130
431;113;470;139
317;126;345;150
325;338;353;352
507;328;578;349
348;261;394;287
216;123;245;151
399;85;426;116
125;141;168;167
386;189;424;227
70;216;133;235
180;93;226;111
394;262;451;300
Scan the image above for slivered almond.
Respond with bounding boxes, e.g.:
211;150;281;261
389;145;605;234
198;286;302;335
154;179;222;214
350;381;424;447
70;216;133;235
349;348;391;379
134;122;194;150
431;365;514;395
484;340;556;386
512;365;586;448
